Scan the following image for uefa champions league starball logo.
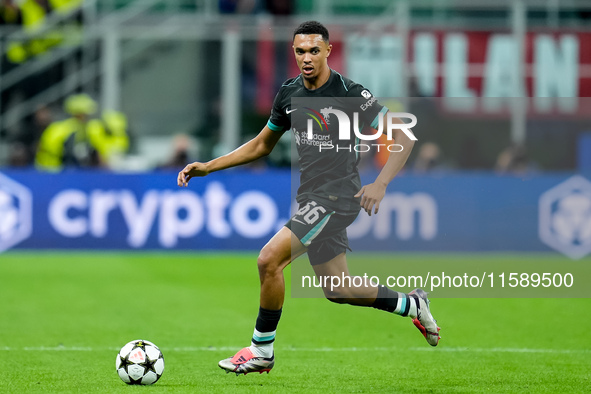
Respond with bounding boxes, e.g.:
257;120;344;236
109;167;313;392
0;190;19;241
0;172;33;253
539;175;591;259
552;194;591;246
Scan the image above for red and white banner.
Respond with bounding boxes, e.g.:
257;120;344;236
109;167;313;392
348;30;591;115
256;29;591;116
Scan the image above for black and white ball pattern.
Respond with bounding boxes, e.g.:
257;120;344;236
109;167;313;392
116;339;164;385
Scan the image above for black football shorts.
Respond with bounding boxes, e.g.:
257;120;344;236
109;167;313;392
285;200;359;265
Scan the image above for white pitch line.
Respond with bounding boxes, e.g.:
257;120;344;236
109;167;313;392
409;347;591;354
0;346;589;354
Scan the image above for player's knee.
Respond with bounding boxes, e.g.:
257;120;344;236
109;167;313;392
257;249;280;276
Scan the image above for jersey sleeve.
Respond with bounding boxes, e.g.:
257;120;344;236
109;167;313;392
346;84;388;130
266;89;290;133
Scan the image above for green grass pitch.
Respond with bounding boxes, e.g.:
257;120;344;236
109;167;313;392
0;252;589;393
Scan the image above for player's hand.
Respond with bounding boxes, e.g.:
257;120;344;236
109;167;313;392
177;162;209;187
354;182;387;216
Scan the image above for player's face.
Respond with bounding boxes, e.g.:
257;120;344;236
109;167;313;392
292;34;332;81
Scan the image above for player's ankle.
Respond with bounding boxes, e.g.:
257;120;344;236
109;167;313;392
250;342;273;358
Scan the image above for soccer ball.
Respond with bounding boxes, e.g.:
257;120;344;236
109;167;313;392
116;339;165;385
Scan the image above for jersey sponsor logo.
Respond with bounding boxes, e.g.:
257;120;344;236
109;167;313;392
360;96;377;111
294;129;333;148
304;107;329;136
301;107;335;145
360;89;372;99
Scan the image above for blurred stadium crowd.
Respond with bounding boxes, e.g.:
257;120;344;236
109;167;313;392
0;0;590;174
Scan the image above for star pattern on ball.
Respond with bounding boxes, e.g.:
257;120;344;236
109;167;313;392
142;353;159;374
118;354;134;373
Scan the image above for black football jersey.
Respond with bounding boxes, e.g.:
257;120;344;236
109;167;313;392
267;69;387;213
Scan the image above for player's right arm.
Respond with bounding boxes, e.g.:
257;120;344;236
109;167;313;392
177;125;282;187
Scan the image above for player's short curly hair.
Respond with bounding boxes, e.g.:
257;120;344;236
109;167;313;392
293;21;329;43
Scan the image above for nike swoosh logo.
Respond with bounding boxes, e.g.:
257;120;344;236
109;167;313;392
291;217;305;225
286;108;297;114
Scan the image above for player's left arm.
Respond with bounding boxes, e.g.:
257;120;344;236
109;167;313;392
354;114;416;216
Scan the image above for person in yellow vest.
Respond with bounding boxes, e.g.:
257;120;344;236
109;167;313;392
35;94;129;172
6;0;47;64
48;0;82;14
5;0;70;65
91;109;130;164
